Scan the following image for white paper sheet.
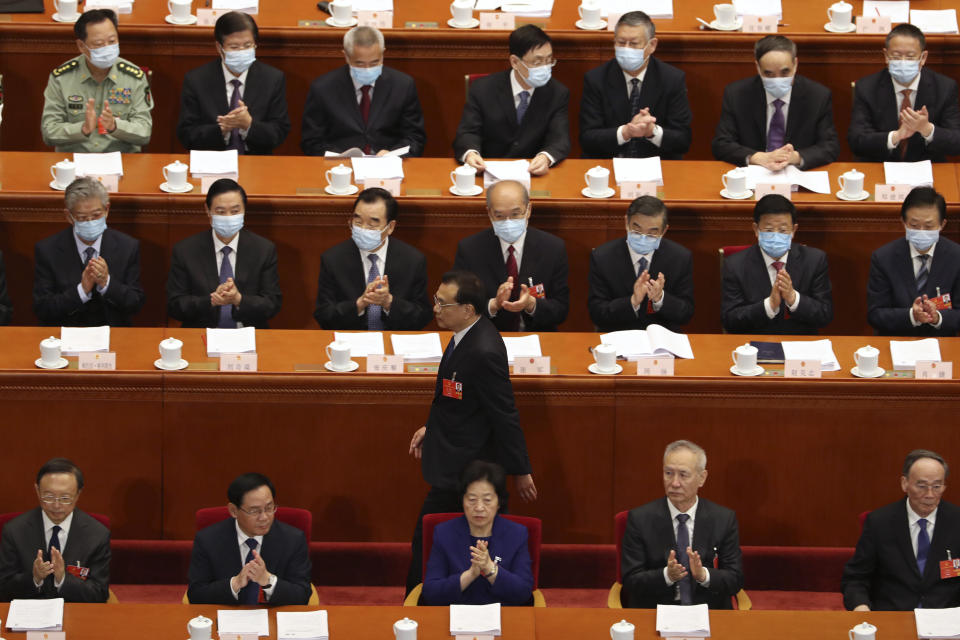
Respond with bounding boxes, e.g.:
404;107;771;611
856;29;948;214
333;331;385;358
190;149;239;176
206;326;256;357
890;338;941;370
502;334;542;365
883;160;934;186
598;0;672;18
73;151;123;176
781;339;841;371
390;332;444;362
863;0;910;23
911;9;959;33
85;0;132;13
483;160;531;190
501;0;553;16
217;609;269;637
450;603;502;636
351;156;404;181
742;166;830;193
6;598;64;631
612;157;664;186
324;145;410;159
733;0;782;18
352;0;393;10
277;610;329;640
915;607;960;639
211;0;259;13
600;324;694;360
60;325;110;355
656;603;710;637
474;0;498;9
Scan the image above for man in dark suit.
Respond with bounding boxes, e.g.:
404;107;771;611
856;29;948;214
406;270;536;594
314;188;432;330
622;440;743;609
843;449;960;611
0;252;13;325
849;24;960;163
454;25;569;176
302;26;425;157
589;195;693;332
187;472;311;605
177;12;290;155
167;179;282;328
712;35;839;170
868;186;960;336
721;194;833;335
34;177;145;326
0;458;110;602
580;11;691;159
453;180;569;332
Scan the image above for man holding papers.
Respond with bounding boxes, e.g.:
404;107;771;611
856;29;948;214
406;270;536;595
721;194;833;335
167;179;282;328
453;180;569;332
453;25;570;176
33;177;145;327
849;24;960;163
842;449;960;610
621;440;743;609
867;187;960;336
712;35;839;170
0;458;110;602
579;11;692;160
588;195;693;332
314;187;432;330
187;472;311;605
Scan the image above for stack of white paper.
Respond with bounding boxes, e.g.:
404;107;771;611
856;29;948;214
450;603;502;636
74;151;123;176
217;609;269;637
212;0;259;14
733;0;782;18
391;333;444;362
277;610;329;640
353;0;393;9
600;325;694;360
915;607;960;639
598;0;672;18
884;160;934;186
206;327;256;357
863;0;910;22
324;146;410;159
890;338;941;370
60;325;110;355
612;157;664;186
85;0;133;14
474;0;499;9
656;603;710;638
333;331;385;358
6;598;64;631
501;0;554;17
781;339;841;371
502;334;542;365
190;150;239;177
483;160;531;190
743;166;830;194
351;156;404;181
911;9;958;33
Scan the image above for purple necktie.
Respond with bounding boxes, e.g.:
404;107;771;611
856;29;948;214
766;98;785;151
228;78;244;154
218;246;234;329
917;518;930;575
366;254;383;330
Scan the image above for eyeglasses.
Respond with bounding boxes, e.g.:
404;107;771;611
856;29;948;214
914;484;945;493
433;295;459;308
887;53;921;61
40;495;76;506
522;58;557;69
223;43;256;52
238;503;278;517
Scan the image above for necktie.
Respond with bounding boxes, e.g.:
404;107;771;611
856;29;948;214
218;246;235;329
917;254;930;295
766;98;786;151
899;89;912;160
516;90;530;124
628;78;642;157
238;538;260;604
49;525;61;555
228;79;243;154
366;254;384;330
360;85;372;154
83;246;95;265
772;260;784;274
637;256;648;277
675;513;693;605
505;245;520;331
917;518;930;574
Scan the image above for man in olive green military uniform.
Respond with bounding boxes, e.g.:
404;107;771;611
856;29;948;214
41;9;153;153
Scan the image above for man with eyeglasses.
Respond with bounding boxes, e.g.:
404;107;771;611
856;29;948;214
33;176;145;326
187;472;311;605
314;187;432;329
588;196;693;332
0;458;111;602
849;24;960;163
177;11;290;155
454;24;570;176
843;449;960;611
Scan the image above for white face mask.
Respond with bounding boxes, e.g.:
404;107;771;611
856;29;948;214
87;43;119;70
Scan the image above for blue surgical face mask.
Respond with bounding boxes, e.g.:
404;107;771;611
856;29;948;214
627;231;661;255
520;61;552;89
351;224;384;252
761;76;793;100
224;48;256;74
491;217;527;244
615;46;646;73
87;43;119;70
74;217;107;242
888;59;921;85
758;231;792;258
211;213;244;239
350;64;382;86
906;228;939;252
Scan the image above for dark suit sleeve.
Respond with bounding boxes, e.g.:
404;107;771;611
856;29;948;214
422;528;461;605
0;527;39;600
187;533;234;604
479;347;532;476
167;244;213;326
700;511;743;600
33;242;85;325
301;81;330;156
313;252;365;329
177;73;228;151
659;71;693;158
578;71;620;158
712;86;755;166
848;80;893;162
588;248;636;329
657;250;695;327
791;250;833;328
796;87;840;169
542;84;571;163
385;251;433;330
842;512;879;610
245;72;291;153
925;77;960;158
102;239;146;321
0;251;12;325
397;78;426;157
234;242;282;326
720;257;769;333
621;512;674;604
266;529;312;606
60;527;110;603
525;241;569;330
453;83;487;161
489;527;534;605
866;249;911;334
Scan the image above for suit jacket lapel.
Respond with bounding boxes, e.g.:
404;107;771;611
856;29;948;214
209;60;230;115
878;71;900;132
787;245;805;283
656;499;677;558
518;230;539;284
896;501;923;580
637;58;659;111
692;500;710;552
607;61;631;124
747;246;772;299
751;77;768;148
338;66;365;130
234;231;250;291
618;239;638;282
784;76;803;142
350;244;367;290
368;71;392;131
204;232;223;293
29;509;47;556
894;239;917;295
243;62;262;115
499;71;520;135
484;229;509;285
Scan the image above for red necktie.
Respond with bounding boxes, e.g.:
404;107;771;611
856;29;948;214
898;89;912;160
505;245;520;331
360;85;372;154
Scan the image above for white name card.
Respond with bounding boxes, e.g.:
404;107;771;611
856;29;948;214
219;353;258;372
513;356;551;375
875;183;911;202
479;12;515;29
784;359;822;378
606;12;622;30
742;15;778;33
201;173;239;194
755;183;791;200
856;15;892;34
363;177;401;195
636;356;674;377
78;351;116;370
90;174;118;192
916;360;953;380
197;8;229;25
357;10;393;28
619;182;657;200
367;354;404;373
28;631;66;640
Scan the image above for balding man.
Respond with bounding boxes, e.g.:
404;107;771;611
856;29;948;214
453;180;569;332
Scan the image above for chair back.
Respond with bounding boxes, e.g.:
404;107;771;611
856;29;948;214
858;510;870;532
614;510;629;583
195;506;312;540
464;73;491;100
0;510;110;532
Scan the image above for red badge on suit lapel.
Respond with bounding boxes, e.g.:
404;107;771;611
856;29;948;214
442;378;463;399
941;558;960;579
66;564;90;580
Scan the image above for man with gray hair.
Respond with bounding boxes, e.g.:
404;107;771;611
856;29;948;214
843;449;960;610
301;25;425;156
621;440;744;608
580;11;692;159
33;177;145;326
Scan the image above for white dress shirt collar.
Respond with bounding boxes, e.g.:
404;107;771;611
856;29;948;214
41;510;74;549
622;65;649;94
213;228;240;255
222;62;250;93
906;499;938;528
910;238;938;262
453;316;481;347
73;231;103;262
497;229;528;265
360;236;389;275
626;237;655;275
511;69;536;102
667;496;699;524
235;519;265;561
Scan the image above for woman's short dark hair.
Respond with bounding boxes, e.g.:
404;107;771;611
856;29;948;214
227;472;275;507
459;460;508;506
214;11;259;46
75;9;118;41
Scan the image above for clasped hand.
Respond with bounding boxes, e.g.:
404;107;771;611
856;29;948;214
624;108;657;139
630;270;665;308
83;99;117;135
218;101;253;133
231;548;272;592
912;295;941;325
81;256;109;294
896;105;933;142
356;275;392;312
33;547;65;584
211;277;242;307
666;548;706;584
469;539;496;578
768;268;797;309
493;276;536;314
750;143;799;171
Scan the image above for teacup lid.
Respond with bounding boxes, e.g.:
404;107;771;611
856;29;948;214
853;621;876;632
736;342;757;353
587;165;609;175
845;168;864;177
833;0;852;8
394;618;417;630
161;337;182;347
858;344;878;353
332;163;352;173
41;336;60;347
167;160;187;168
455;164;476;173
190;615;212;625
611;620;634;630
57;158;74;167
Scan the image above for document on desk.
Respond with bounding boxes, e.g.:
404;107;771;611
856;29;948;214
502;334;542;365
612;157;663;186
890;338;941;370
212;0;258;13
6;598;64;631
390;332;443;362
483;160;531;190
656;603;710;637
884;160;934;186
915;607;960;639
863;0;909;23
781;339;841;371
501;0;553;17
325;146;409;158
85;0;133;14
351;156;404;181
334;331;385;358
190;149;239;176
743;166;830;193
474;0;498;9
217;609;269;637
600;324;694;360
74;151;123;176
60;325;110;355
206;326;256;357
277;610;329;640
733;0;781;18
353;0;393;10
450;603;502;636
910;9;957;33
